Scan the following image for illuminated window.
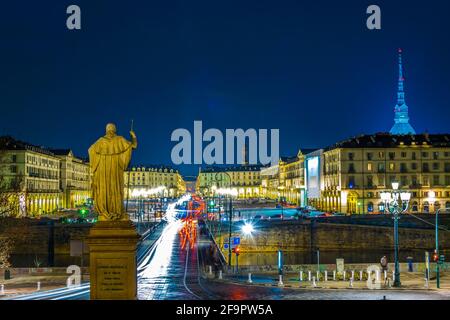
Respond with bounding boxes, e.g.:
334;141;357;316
389;163;395;170
367;163;372;171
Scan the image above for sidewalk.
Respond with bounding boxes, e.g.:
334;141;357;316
208;271;450;292
0;273;90;297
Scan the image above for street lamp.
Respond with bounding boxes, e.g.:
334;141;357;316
215;172;236;268
434;206;450;288
380;181;411;287
241;222;254;236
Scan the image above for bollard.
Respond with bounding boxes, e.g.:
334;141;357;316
219;270;223;280
308;271;311;282
384;270;387;280
300;271;303;282
376;270;380;282
360;270;363;281
349;277;353;288
208;265;213;275
1;284;4;295
425;277;429;289
316;271;320;282
343;271;346;281
278;275;284;286
333;270;336;281
248;273;253;284
392;271;395;281
324;270;328;282
351;270;355;281
312;276;317;288
37;281;41;291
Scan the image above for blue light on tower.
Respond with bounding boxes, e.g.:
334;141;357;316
390;48;416;135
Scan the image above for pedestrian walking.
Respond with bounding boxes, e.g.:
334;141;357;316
380;255;389;287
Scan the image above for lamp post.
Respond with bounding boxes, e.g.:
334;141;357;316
434;206;449;288
380;181;411;287
215;172;235;268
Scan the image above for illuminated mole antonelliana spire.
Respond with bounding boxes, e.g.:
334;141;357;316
389;48;416;135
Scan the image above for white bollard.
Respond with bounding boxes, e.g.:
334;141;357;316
208;265;213;275
360;270;363;281
349;277;353;288
37;281;41;291
1;284;4;295
278;275;284;286
351;270;355;281
219;270;223;280
343;271;346;281
376;270;380;282
312;276;317;287
384;270;387;280
308;271;311;282
324;270;328;282
248;273;253;284
316;271;320;282
392;271;395;281
300;271;303;282
333;270;336;281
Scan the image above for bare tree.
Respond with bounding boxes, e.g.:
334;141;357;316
0;237;12;269
0;146;26;269
0;173;24;217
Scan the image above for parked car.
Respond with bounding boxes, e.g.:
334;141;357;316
303;211;325;219
252;214;265;220
319;212;333;217
268;213;284;220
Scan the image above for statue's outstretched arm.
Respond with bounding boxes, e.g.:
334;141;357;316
130;131;137;149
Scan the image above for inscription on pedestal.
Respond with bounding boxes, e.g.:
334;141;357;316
96;258;128;298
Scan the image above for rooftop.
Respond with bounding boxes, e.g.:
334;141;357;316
130;164;180;173
326;132;450;150
0;136;57;157
201;165;262;173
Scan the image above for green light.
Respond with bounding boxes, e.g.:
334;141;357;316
79;208;88;218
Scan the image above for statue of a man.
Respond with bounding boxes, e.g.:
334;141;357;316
88;123;137;221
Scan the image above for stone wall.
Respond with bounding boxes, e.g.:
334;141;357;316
211;219;450;253
0;218;91;255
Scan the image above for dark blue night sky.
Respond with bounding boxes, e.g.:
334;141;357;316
1;0;450;176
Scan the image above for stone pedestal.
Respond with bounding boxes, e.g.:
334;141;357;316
87;220;140;300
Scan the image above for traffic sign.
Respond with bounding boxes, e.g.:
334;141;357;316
224;238;240;249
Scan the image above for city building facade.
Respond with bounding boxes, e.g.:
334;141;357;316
259;149;315;206
196;165;261;199
51;149;91;209
0;136;61;216
320;133;450;214
260;164;279;200
124;165;186;199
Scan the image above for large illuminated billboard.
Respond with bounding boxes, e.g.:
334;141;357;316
306;156;320;199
